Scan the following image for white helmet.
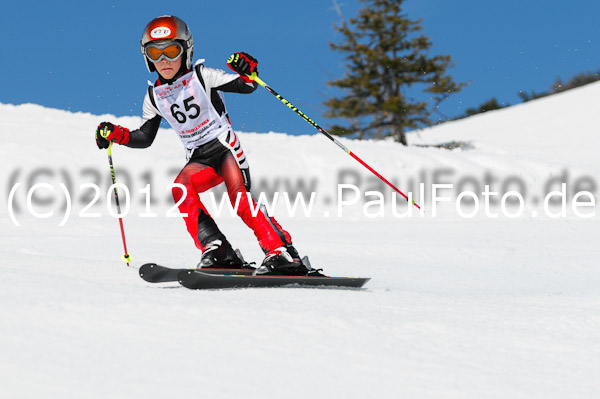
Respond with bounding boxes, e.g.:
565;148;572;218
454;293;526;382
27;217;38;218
140;15;193;73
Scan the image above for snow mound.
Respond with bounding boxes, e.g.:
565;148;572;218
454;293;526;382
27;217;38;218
1;83;599;398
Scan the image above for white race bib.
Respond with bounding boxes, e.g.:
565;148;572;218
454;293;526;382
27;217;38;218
152;70;230;153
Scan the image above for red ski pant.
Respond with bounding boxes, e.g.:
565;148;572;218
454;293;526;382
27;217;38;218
172;153;292;252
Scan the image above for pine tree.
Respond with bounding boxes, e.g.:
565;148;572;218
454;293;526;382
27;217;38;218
325;0;464;145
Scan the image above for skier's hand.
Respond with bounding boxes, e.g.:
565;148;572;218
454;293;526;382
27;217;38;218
95;122;130;149
227;52;258;82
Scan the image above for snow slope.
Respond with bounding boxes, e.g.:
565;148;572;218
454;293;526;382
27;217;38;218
1;82;600;398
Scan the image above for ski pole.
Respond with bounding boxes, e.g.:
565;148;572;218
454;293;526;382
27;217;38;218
249;73;420;210
106;143;132;266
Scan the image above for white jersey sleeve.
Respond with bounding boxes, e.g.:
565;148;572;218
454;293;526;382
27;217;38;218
199;65;237;93
141;89;162;124
197;64;256;93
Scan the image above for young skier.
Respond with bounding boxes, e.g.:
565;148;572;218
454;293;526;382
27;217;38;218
95;15;322;276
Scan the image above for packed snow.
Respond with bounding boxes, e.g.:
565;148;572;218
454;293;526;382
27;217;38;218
1;82;600;398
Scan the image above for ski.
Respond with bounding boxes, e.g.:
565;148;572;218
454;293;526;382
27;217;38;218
139;263;256;283
177;270;370;290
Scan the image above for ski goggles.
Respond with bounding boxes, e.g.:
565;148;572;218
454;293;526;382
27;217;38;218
144;41;184;63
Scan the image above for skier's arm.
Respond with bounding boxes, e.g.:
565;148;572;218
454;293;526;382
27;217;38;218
200;52;260;94
215;75;258;93
126;115;161;148
201;65;258;94
126;92;163;148
94;92;162;149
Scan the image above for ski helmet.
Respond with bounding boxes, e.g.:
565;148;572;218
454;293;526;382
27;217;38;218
140;15;193;73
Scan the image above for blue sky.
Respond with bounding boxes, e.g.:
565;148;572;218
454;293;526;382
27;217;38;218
2;0;599;136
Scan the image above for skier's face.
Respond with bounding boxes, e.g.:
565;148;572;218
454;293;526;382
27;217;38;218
156;56;182;80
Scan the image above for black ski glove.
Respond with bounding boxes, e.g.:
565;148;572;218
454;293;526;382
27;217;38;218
96;122;130;149
227;52;259;82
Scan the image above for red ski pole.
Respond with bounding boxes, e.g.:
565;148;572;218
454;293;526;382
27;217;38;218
106;143;132;266
250;74;420;210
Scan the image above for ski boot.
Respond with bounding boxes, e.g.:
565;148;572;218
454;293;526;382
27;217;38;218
198;239;254;270
255;246;325;276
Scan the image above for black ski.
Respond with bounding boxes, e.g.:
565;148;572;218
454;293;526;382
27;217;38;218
177;270;370;290
139;263;255;283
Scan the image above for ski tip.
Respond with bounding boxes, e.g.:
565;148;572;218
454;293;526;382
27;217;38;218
138;263;156;277
177;270;195;288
